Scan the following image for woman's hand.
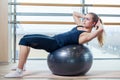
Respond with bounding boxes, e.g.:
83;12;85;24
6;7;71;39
95;18;103;31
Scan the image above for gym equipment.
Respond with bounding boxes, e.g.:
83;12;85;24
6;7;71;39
47;44;93;76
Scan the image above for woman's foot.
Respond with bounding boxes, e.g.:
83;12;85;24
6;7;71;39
4;68;23;78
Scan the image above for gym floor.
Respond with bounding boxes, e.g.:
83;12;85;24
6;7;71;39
0;59;120;80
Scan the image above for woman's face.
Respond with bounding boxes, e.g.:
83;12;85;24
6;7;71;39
82;14;95;29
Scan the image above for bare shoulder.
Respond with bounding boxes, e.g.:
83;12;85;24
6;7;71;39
78;32;91;44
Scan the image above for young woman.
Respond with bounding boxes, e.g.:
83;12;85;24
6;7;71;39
5;11;104;78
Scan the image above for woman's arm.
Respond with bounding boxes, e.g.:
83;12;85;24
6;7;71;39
73;12;85;26
79;20;103;44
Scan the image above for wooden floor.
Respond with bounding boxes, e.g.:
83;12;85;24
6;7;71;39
0;60;120;80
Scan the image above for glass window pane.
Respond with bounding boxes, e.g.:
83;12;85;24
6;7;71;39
86;0;120;59
16;6;81;13
87;7;120;15
14;0;120;60
17;16;74;21
15;0;82;59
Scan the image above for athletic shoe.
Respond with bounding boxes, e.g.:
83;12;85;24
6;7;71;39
4;68;23;78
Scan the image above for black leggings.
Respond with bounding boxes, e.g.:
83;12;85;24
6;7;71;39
19;34;60;52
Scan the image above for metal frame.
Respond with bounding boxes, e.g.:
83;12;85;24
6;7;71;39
13;0;16;63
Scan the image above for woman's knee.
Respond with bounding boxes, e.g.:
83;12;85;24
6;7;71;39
19;36;38;48
19;37;29;46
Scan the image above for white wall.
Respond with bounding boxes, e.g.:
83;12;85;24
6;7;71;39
0;0;9;62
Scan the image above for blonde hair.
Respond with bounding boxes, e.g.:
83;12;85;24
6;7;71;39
96;19;105;47
89;13;105;47
97;28;105;47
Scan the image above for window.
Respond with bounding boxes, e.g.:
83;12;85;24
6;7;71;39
10;0;82;60
85;0;120;59
10;0;120;61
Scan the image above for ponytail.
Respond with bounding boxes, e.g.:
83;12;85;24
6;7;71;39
89;12;105;47
96;19;105;47
97;30;105;47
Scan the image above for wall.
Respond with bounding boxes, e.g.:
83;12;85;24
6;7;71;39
0;0;9;62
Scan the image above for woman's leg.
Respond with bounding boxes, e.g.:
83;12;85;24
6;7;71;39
11;34;46;71
4;34;59;78
4;45;30;78
11;45;29;71
18;45;30;70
